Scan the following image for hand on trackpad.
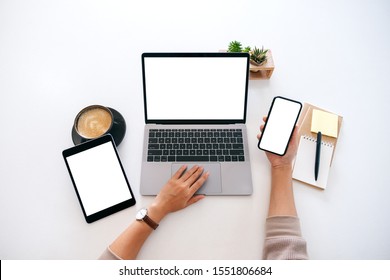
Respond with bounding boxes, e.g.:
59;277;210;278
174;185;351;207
171;163;222;194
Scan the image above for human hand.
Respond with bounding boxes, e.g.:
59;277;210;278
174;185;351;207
149;165;208;220
257;116;299;169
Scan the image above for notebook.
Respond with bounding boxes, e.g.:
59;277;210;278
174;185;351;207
139;52;253;196
297;103;342;165
293;135;334;189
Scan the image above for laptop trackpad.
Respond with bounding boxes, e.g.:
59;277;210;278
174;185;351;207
171;163;222;194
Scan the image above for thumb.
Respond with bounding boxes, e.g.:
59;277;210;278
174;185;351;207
186;195;205;207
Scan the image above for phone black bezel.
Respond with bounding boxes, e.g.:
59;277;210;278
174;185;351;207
257;96;302;156
62;134;136;223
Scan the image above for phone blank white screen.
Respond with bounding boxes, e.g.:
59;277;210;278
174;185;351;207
260;98;301;155
66;142;132;216
144;57;248;120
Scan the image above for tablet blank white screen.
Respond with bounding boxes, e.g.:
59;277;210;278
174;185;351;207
66;142;132;216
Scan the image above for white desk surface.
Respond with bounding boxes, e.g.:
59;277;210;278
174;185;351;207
1;0;390;260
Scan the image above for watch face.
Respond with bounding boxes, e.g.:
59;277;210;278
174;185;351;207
136;208;147;220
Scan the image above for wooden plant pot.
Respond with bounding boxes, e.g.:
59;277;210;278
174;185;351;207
248;50;274;79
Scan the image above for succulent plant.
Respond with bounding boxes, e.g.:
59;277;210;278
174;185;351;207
228;40;242;53
250;46;268;65
227;41;269;65
243;46;251;53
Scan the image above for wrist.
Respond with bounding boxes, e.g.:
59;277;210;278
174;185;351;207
148;202;169;223
270;163;293;191
271;163;293;172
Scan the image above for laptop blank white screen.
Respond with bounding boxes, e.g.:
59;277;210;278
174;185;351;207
143;56;248;121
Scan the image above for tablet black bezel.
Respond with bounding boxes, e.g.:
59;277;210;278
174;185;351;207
62;134;136;223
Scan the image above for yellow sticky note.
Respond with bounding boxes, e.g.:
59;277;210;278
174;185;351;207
311;109;339;138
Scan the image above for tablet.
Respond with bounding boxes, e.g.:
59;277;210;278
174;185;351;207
62;134;136;223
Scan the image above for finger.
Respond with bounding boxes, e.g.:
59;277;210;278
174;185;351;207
257;123;265;140
180;165;200;182
185;166;204;186
188;171;209;194
262;116;267;122
186;194;205;207
172;164;187;180
260;124;265;131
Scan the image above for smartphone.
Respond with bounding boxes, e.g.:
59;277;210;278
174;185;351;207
258;96;302;156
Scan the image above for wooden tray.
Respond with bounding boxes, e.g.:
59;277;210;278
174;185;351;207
249;50;274;79
219;49;275;79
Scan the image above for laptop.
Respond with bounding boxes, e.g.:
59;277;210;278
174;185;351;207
140;52;253;195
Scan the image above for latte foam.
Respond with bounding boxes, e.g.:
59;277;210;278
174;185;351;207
77;107;112;139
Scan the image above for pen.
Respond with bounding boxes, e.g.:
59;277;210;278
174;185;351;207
315;131;322;181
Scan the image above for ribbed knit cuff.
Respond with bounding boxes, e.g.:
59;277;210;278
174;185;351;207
265;216;302;238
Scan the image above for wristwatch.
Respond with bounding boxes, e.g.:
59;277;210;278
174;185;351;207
136;208;159;230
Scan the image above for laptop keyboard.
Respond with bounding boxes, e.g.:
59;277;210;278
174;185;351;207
147;128;245;162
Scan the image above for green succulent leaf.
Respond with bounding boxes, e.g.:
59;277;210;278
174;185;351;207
250;46;268;64
228;40;243;53
227;41;269;64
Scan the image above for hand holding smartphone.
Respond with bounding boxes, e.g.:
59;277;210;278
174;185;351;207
258;96;302;156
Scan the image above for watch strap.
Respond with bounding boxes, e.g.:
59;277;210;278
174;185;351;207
143;214;159;230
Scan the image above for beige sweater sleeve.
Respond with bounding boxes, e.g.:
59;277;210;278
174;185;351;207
263;216;308;260
98;246;122;260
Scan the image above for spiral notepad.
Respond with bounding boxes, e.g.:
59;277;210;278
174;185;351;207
293;135;334;189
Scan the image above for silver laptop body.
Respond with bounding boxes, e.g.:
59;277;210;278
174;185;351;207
140;53;253;195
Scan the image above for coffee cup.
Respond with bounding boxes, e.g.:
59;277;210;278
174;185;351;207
74;105;114;140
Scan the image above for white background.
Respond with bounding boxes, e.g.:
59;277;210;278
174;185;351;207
1;0;390;260
2;260;390;280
